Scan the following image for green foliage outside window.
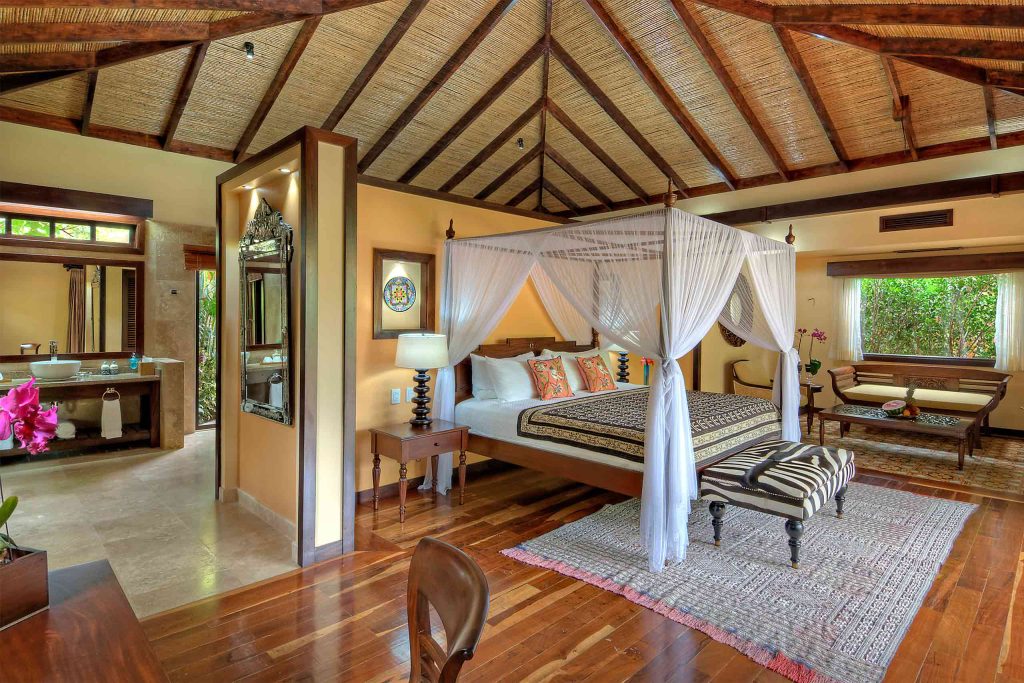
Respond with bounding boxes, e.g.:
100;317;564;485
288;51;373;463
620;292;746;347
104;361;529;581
197;270;218;425
96;225;131;243
56;222;91;240
860;275;997;359
11;218;50;237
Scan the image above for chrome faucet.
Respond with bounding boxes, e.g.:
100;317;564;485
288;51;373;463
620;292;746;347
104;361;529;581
49;340;58;362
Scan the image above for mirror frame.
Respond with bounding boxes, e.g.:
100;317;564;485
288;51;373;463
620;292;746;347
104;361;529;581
0;252;145;363
239;197;294;425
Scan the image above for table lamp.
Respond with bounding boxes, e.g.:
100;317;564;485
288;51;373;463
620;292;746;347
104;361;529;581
395;333;449;427
605;343;630;383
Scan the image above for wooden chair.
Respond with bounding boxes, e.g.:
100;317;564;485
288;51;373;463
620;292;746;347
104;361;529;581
407;537;489;683
727;359;821;434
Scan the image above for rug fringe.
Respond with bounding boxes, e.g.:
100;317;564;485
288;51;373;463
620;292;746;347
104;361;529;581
500;547;839;683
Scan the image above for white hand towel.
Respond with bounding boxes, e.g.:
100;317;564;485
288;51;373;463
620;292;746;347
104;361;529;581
101;397;123;439
56;421;76;440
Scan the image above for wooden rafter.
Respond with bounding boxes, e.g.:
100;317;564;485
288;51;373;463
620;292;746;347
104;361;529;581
357;0;517;174
535;0;553;211
399;38;545;184
0;22;210;43
507;178;542;208
669;0;788;181
475;142;541;200
544;144;612;209
545;98;647;200
321;0;426;132
881;57;918;161
984;86;998;151
235;17;321;160
0;0;323;8
583;0;736;189
438;98;543;194
162;43;208;151
773;4;1024;28
0;51;95;73
80;71;98;137
542;178;580;215
551;39;688;196
774;27;849;169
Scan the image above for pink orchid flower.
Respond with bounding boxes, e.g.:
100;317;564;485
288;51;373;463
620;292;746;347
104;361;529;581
0;378;57;454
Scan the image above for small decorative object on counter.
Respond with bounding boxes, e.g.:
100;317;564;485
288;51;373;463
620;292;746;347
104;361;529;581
129;353;139;371
101;361;111;375
642;357;653;386
138;357;156;376
109;361;118;375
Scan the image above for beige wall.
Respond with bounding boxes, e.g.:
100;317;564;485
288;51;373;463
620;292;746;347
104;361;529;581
0;260;69;355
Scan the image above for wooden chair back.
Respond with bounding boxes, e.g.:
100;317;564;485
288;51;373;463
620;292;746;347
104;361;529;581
407;537;490;683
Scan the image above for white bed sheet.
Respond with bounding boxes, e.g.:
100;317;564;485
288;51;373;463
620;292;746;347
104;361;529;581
454;383;645;472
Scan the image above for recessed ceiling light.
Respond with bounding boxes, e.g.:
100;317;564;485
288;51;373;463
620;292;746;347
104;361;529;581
516;137;525;150
244;42;255;61
242;184;252;190
279;167;291;174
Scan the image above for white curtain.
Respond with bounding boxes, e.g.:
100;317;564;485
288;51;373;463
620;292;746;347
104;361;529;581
530;265;592;343
996;271;1024;372
423;236;537;493
830;277;864;362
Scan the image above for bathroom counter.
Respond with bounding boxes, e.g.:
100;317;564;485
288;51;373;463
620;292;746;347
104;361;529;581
0;373;159;390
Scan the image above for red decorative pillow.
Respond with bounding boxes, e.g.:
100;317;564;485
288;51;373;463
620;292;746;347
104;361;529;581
576;355;617;392
527;357;574;400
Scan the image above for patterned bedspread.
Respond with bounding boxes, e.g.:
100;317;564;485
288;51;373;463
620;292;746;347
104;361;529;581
516;388;781;469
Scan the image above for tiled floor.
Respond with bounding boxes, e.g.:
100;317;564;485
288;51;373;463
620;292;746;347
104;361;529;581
0;430;296;617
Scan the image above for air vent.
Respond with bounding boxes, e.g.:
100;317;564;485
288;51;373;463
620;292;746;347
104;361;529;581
879;209;953;232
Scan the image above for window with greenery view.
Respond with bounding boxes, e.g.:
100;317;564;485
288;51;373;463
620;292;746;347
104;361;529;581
0;212;136;248
860;275;998;359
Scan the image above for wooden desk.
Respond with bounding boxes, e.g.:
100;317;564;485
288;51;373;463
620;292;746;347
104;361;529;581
370;420;470;522
0;560;166;682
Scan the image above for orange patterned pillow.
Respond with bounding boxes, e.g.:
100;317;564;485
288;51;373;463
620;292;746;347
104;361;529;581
527;356;574;400
576;355;617;392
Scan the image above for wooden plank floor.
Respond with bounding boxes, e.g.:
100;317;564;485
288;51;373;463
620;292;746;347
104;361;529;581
142;464;1024;682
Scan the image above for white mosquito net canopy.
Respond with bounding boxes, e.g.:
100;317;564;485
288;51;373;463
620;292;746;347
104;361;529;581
423;207;799;572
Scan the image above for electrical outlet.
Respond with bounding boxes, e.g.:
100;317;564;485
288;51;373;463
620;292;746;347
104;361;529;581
406;387;414;402
390;388;401;405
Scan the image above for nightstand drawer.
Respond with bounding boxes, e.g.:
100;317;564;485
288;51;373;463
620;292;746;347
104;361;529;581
406;430;463;460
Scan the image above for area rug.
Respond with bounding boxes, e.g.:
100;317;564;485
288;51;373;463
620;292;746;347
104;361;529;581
808;421;1024;495
502;483;975;683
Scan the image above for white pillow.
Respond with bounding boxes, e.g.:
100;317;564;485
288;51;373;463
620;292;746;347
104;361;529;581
486;355;550;402
542;348;602;392
471;351;533;399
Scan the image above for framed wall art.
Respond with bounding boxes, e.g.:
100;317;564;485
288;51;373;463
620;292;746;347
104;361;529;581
372;248;435;339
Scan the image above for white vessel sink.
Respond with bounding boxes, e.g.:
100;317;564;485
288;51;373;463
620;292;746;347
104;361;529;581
29;360;82;380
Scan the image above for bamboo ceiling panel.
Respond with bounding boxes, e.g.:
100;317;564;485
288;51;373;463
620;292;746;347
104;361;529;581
547;59;670;198
759;0;1024;5
540;187;570;213
488;155;541;204
0;70;88;118
546;116;635;203
959;58;1024;73
454;113;542;197
369;0;545;182
0;8;242;23
0;42;119;55
855;24;1024;42
173;22;304;151
992;89;1024;136
89;48;192;137
555;0;719;188
247;1;406;154
787;31;905;159
542;154;593;209
895;60;989;146
411;59;544;190
690;4;838;170
342;0;494;170
606;0;777;179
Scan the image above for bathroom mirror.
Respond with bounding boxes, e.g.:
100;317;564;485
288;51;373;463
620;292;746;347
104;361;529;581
239;198;293;425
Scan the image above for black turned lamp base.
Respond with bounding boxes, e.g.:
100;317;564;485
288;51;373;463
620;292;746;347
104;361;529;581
616;351;630;383
410;369;432;427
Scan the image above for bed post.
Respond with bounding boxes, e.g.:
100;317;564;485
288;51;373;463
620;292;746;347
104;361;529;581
591;329;600;347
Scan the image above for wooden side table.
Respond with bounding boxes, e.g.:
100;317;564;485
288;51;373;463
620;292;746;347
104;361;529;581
369;420;470;522
802;381;824;435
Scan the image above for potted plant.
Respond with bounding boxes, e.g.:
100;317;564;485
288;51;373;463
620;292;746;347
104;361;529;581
0;378;58;629
796;328;828;381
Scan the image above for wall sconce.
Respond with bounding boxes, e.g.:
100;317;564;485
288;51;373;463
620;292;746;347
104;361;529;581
244;42;255;61
785;224;796;245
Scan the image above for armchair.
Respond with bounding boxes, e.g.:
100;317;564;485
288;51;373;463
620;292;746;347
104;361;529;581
727;359;822;435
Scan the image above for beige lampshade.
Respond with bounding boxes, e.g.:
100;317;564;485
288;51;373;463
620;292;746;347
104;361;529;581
605;343;627;353
395;333;449;370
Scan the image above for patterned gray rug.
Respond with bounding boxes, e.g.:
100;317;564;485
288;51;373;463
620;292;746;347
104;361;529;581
502;483;975;683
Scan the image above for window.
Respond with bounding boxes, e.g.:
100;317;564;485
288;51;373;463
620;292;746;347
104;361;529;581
0;212;138;250
11;217;51;237
861;275;998;361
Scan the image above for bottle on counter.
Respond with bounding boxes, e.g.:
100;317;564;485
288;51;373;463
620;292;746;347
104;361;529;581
101;361;111;375
109;360;119;375
129;353;139;371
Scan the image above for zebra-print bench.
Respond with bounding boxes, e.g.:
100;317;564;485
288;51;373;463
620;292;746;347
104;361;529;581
699;440;855;569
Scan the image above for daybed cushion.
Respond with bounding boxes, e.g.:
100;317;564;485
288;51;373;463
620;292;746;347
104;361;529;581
700;440;855;521
844;384;990;412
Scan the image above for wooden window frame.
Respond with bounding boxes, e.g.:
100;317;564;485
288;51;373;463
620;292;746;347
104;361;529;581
0;210;143;255
861;353;996;368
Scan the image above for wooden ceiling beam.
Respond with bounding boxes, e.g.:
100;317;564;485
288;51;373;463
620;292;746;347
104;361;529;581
669;0;788;181
0;51;95;73
399;38;545;184
0;22;210;43
544;144;612;209
507;178;542;209
546;98;648;200
542;178;580;215
583;0;736;189
877;36;1023;62
475;142;541;200
0;0;323;8
235;17;320;161
321;0;426;132
773;4;1024;28
984;86;998;151
881;57;918;161
535;0;553;212
774;27;849;169
80;70;98;137
551;39;689;196
438;98;543;194
162;43;208;151
357;0;517;174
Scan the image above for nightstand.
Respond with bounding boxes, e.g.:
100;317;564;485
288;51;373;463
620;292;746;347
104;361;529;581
369;420;470;522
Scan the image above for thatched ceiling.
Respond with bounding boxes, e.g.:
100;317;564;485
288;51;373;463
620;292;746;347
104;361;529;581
2;0;1023;219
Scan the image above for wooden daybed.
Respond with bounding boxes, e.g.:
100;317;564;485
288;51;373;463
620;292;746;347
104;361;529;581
455;337;783;498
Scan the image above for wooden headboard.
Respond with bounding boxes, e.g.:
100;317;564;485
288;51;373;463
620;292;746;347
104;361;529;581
455;336;598;404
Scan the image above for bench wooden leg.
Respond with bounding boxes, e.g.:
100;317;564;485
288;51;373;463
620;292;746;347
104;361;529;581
709;501;726;547
835;485;847;519
785;519;804;569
